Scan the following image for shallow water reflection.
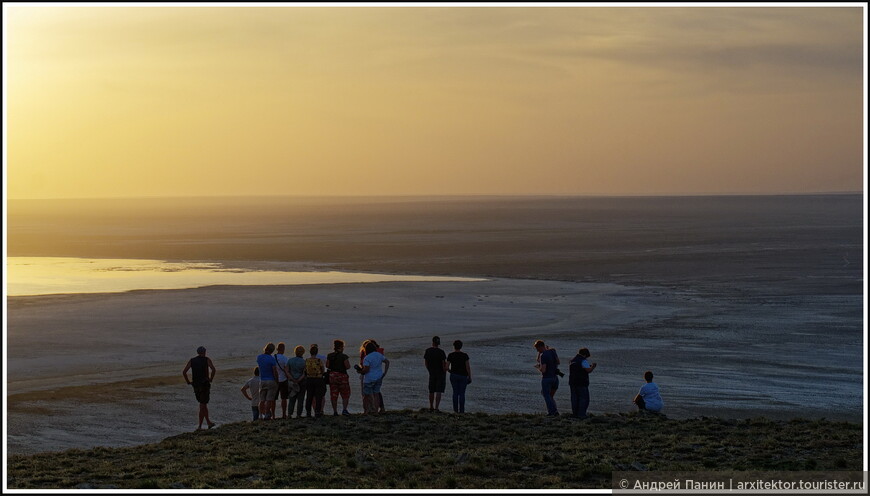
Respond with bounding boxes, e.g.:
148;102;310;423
6;257;484;296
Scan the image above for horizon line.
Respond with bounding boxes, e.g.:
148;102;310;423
6;191;865;201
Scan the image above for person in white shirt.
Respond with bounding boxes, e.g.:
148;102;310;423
275;343;291;419
360;341;390;414
633;370;663;413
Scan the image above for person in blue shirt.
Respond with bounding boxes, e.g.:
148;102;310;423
256;342;280;420
569;347;597;419
534;340;560;416
633;370;664;413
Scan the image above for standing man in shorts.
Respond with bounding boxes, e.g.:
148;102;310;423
257;342;280;420
423;336;448;412
183;346;216;430
275;342;291;419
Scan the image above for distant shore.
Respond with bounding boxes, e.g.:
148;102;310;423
6;411;863;490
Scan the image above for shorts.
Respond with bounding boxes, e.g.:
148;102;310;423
363;378;383;395
428;372;446;393
278;380;290;399
259;379;278;402
329;372;351;401
192;381;211;404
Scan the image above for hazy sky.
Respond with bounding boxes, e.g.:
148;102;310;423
4;4;865;198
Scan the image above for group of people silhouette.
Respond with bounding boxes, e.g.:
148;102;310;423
182;337;663;430
531;339;663;419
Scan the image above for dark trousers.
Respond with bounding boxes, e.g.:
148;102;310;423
541;376;559;415
570;384;589;418
450;373;469;413
305;378;325;415
290;386;306;417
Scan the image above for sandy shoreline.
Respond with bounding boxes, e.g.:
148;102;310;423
6;275;863;456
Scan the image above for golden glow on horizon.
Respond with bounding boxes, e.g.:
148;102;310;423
4;5;864;199
6;257;486;296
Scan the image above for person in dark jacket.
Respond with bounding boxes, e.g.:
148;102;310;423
534;340;560;416
568;347;596;419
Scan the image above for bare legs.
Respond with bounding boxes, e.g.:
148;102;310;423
258;399;275;420
197;403;214;429
428;392;442;411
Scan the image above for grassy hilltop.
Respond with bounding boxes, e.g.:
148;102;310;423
6;411;863;490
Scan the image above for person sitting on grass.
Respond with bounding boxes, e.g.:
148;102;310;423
241;367;261;421
633;370;663;414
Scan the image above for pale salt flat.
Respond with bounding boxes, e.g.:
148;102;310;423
6;271;862;455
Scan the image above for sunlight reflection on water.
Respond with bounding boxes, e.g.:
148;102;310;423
6;257;483;296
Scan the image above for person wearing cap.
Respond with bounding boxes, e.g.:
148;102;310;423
423;336;448;412
183;346;217;430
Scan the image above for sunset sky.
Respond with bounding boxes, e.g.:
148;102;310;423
4;4;865;199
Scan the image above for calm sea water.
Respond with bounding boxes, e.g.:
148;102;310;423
8;194;864;294
6;257;483;296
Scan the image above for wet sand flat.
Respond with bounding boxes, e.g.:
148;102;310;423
6;276;862;456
